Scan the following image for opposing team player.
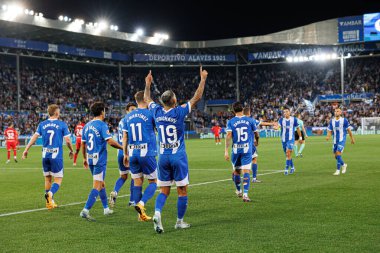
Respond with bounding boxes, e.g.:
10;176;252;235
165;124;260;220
144;66;208;233
211;123;222;145
242;107;274;183
124;91;158;221
109;102;137;207
80;102;123;221
294;113;308;158
225;103;258;202
4;122;18;163
274;106;302;175
73;117;86;166
22;104;74;209
326;107;355;175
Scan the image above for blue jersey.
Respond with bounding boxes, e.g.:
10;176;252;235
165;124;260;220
328;117;350;144
226;116;257;154
124;108;157;157
117;116;128;157
36;119;70;160
279;117;299;142
149;102;191;155
82;119;112;166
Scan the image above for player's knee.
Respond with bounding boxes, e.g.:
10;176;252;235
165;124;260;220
120;174;128;180
177;186;187;196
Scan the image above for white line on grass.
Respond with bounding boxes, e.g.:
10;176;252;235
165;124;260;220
0;170;283;217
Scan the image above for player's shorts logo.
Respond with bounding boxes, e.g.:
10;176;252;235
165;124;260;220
160;142;179;149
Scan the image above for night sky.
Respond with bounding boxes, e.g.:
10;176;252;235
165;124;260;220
23;0;380;41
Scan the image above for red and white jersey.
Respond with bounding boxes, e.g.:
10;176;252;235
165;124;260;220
74;123;85;139
4;127;18;142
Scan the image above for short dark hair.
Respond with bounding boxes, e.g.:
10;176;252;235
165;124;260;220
283;105;291;111
90;102;105;117
134;91;145;104
161;90;176;107
232;102;243;113
126;102;136;112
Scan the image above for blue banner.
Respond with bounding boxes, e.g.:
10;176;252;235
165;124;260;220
247;43;379;61
134;54;236;62
338;16;364;43
318;93;373;101
0;37;130;62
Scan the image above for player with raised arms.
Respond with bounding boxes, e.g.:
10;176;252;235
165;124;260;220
22;104;74;209
326;107;355;175
144;66;208;233
79;102;123;221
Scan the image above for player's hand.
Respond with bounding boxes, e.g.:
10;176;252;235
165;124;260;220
22;151;28;159
123;154;129;167
326;136;330;141
224;151;230;161
83;160;89;170
69;151;74;160
200;66;208;80
305;135;308;139
145;70;153;85
351;138;355;144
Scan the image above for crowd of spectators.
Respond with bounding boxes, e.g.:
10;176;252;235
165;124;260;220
0;56;379;135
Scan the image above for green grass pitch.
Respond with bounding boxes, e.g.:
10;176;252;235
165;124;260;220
0;135;379;252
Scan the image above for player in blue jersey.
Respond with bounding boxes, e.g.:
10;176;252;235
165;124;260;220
79;102;123;221
144;67;208;233
243;107;275;183
225;103;258;202
123;91;158;222
326;107;355;175
22;104;74;210
274;106;302;175
109;102;137;208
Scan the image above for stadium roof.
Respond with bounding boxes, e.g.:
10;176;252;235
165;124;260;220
0;12;338;54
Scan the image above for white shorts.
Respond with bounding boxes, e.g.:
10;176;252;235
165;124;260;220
157;174;189;187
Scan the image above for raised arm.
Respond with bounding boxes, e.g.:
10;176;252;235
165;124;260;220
188;66;208;108
144;70;153;104
22;133;39;159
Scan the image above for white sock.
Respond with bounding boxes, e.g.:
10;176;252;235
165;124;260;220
154;211;161;217
138;201;145;206
104;207;110;212
83;208;89;213
177;218;183;223
243;193;248;198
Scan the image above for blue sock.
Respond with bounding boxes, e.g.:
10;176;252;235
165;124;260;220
252;163;258;178
155;193;168;213
84;189;99;210
336;158;341;170
113;177;126;194
50;183;60;195
99;188;108;209
45;189;49;194
233;174;241;191
336;155;344;165
177;196;188;219
290;159;294;168
132;186;143;204
129;178;134;203
243;173;250;194
141;183;157;204
286;159;290;169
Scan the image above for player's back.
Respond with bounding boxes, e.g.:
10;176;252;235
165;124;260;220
149;102;191;155
227;116;256;154
37;119;70;159
75;123;85;138
82;119;111;166
4;127;17;141
126;108;157;157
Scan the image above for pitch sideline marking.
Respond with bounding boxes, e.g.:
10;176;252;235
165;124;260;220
0;170;283;217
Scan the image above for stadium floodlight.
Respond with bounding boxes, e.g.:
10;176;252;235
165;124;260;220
24;9;29;15
114;25;118;31
286;57;294;62
2;4;7;11
98;21;108;30
74;19;84;25
110;25;118;31
163;34;169;40
29;10;34;15
136;28;144;36
58;15;64;21
63;16;68;22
